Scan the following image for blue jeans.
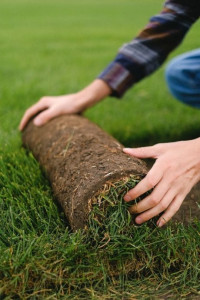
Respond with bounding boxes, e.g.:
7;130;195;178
165;49;200;108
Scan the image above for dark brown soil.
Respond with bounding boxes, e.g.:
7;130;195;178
22;115;147;231
22;115;200;230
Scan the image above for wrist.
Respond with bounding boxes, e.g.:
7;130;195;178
76;79;112;108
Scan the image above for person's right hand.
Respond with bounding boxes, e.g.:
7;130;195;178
19;79;111;131
19;93;88;131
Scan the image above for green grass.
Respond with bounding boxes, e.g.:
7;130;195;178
0;0;200;298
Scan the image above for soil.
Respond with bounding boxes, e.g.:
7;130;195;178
22;115;200;230
22;115;147;231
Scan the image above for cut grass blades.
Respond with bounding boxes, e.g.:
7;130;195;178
88;175;154;246
0;150;200;298
0;151;200;298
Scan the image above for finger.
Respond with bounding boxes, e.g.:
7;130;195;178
19;102;48;131
124;161;163;202
123;145;160;159
33;108;58;126
157;195;184;227
134;188;177;224
129;175;171;214
156;177;195;227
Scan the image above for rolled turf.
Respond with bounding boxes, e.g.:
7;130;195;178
22;114;147;231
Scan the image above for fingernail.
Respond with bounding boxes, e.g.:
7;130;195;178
123;148;132;152
124;195;131;201
157;220;163;227
135;217;142;224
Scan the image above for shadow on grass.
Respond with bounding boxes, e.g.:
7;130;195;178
114;122;200;147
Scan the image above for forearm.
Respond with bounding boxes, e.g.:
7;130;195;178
98;0;199;98
75;79;112;109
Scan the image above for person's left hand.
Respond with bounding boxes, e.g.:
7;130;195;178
123;138;200;227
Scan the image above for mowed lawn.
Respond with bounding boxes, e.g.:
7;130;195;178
0;0;200;299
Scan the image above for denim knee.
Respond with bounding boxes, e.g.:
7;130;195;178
165;49;200;108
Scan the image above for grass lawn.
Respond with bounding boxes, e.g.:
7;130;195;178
0;0;200;298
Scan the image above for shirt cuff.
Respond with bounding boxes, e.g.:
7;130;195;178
97;62;135;98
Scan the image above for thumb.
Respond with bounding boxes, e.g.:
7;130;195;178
123;146;159;159
33;108;57;126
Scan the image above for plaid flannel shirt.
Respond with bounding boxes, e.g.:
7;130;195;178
98;0;200;98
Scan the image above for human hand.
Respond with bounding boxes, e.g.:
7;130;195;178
19;93;87;131
19;79;111;131
123;138;200;227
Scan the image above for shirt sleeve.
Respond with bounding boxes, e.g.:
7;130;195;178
97;0;200;98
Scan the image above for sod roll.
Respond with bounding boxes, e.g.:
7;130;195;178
22;115;147;230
